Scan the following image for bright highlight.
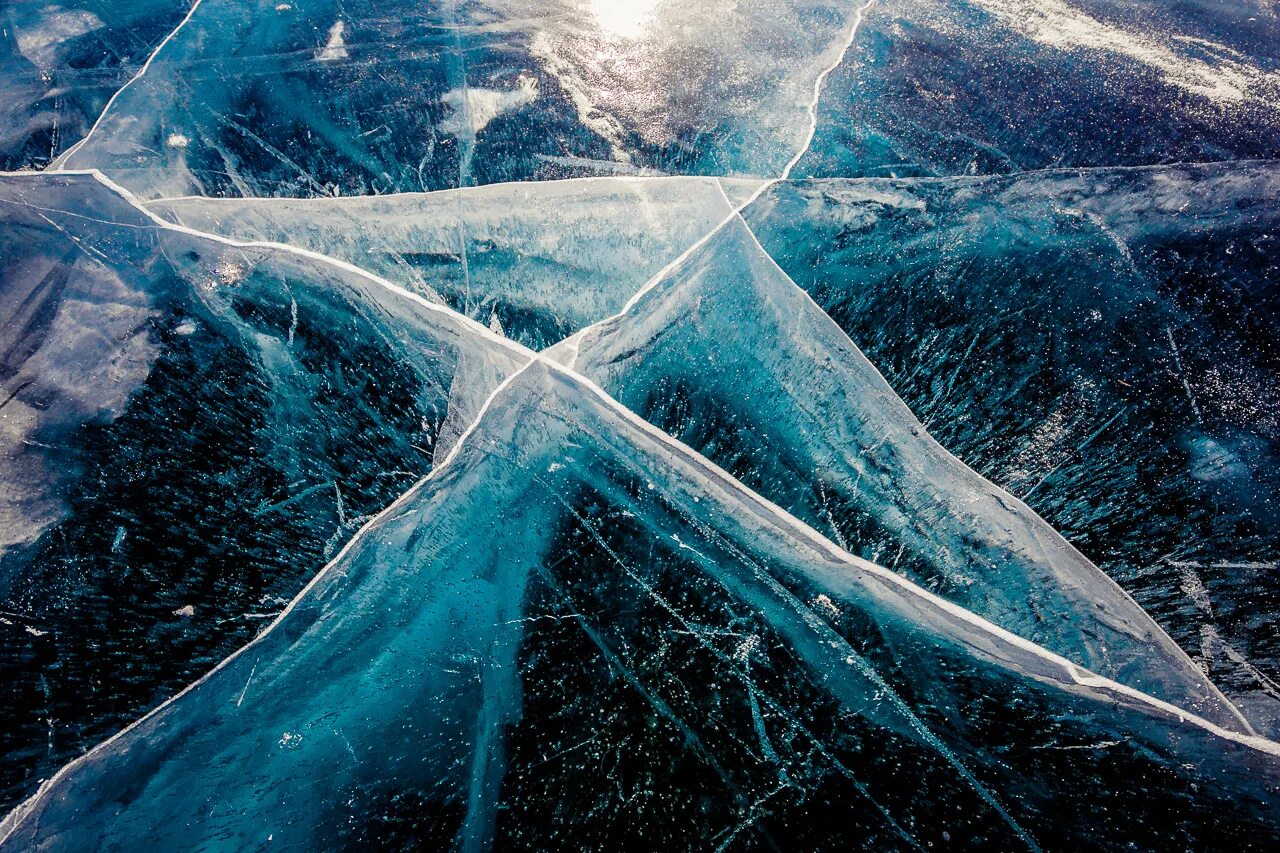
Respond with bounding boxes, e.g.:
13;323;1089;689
590;0;660;39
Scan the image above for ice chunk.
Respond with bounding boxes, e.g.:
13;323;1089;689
558;211;1251;733
0;170;529;811
2;359;1277;851
149;176;764;348
746;162;1280;733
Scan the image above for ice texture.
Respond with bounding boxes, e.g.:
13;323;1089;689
0;0;190;170
554;211;1250;732
148;177;764;348
3;0;1280;847
49;0;867;198
745;161;1280;735
0;170;528;809
3;359;1279;851
796;0;1280;178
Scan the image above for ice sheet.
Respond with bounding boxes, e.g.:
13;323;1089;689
4;359;1278;851
0;169;529;810
746;161;1280;734
558;207;1251;733
149;176;764;348
794;0;1280;178
0;0;190;170
50;0;868;198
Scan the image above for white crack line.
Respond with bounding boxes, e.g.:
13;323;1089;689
5;127;1280;847
51;0;207;170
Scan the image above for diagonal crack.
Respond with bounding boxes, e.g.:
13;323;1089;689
52;0;208;169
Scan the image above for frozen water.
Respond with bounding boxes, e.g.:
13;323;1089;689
3;360;1278;850
0;0;190;170
745;161;1280;735
49;0;867;198
3;0;1280;847
795;0;1280;177
149;176;764;349
554;211;1249;732
0;170;528;809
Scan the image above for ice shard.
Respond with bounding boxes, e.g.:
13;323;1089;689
148;176;764;349
0;170;528;810
552;210;1250;733
0;0;190;170
3;359;1278;851
50;0;867;198
746;162;1280;733
795;0;1280;178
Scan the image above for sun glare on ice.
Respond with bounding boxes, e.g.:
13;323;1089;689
590;0;660;39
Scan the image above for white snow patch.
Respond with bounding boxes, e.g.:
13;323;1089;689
213;260;247;287
812;593;841;618
440;75;539;136
972;0;1280;107
15;7;104;68
315;21;348;62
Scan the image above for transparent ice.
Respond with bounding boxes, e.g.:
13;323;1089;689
1;0;1278;849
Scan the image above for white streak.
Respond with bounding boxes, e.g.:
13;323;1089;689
315;21;348;62
53;0;207;169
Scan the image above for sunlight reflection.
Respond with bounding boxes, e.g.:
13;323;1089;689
590;0;661;40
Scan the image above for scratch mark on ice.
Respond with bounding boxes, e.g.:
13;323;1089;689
1165;327;1203;424
237;661;258;708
